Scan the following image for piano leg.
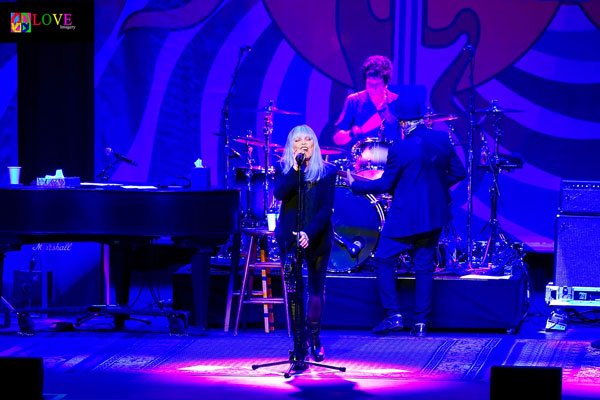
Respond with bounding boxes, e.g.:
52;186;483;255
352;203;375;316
0;252;3;300
109;244;132;329
0;252;8;328
224;232;241;332
102;244;111;305
0;251;16;328
191;248;212;330
110;244;132;306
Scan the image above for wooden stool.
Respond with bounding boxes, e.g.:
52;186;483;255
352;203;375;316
226;228;290;335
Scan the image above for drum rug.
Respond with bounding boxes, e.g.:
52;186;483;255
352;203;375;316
1;331;501;381
502;339;600;384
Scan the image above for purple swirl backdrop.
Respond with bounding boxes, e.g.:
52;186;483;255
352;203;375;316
1;0;599;251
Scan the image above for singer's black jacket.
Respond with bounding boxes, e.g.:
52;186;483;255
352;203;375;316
351;125;465;238
274;162;338;256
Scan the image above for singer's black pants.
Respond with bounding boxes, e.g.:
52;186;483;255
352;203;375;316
278;239;330;331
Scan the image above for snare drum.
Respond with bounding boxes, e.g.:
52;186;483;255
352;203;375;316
328;185;385;273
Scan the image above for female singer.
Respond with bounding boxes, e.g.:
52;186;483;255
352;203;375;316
274;125;338;361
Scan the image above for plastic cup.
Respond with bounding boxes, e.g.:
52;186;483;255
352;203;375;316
267;213;277;231
8;166;21;184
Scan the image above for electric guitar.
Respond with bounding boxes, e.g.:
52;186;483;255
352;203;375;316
336;169;374;183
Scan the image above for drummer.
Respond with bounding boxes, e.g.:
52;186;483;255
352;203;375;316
333;55;401;149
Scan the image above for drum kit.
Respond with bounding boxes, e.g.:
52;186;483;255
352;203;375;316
225;99;523;275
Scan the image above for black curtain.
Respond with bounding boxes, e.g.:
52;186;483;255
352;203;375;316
17;1;94;184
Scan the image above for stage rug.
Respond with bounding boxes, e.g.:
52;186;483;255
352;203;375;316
0;331;501;381
503;339;600;384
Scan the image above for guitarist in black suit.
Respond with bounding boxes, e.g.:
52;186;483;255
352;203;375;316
274;125;338;361
347;87;466;336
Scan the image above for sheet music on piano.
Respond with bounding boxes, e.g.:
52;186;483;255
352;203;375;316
80;182;158;189
80;182;122;187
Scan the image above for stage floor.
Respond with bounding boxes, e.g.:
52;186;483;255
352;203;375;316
1;309;600;400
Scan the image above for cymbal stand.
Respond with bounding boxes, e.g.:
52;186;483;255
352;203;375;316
242;132;256;222
221;47;250;188
477;112;508;269
465;45;476;268
263;101;274;220
447;124;458;146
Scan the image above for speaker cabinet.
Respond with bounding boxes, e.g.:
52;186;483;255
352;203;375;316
490;366;561;400
555;214;600;287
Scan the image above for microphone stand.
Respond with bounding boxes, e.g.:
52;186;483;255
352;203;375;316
96;159;121;182
465;45;476;268
252;159;346;378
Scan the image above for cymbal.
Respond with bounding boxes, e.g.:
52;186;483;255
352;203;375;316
234;136;264;146
237;105;302;115
274;146;344;155
234;165;265;173
320;146;344;155
424;113;458;122
474;104;522;114
234;136;280;147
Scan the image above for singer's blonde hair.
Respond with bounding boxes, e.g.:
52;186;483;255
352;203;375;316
280;125;326;182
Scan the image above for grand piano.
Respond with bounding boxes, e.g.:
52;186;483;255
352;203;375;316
0;184;239;329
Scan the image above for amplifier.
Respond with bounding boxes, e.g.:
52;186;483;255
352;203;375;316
545;284;600;307
554;214;600;287
560;180;600;215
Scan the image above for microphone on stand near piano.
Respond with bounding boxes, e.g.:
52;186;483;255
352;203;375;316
105;147;138;166
97;147;139;182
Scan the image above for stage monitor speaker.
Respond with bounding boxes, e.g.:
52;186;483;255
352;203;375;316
490;366;561;400
0;357;44;399
555;214;600;287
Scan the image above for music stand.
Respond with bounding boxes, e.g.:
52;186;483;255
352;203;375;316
251;159;346;378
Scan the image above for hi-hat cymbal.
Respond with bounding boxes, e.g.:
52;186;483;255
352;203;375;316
274;146;344;155
237;105;302;115
234;136;280;147
424;113;458;123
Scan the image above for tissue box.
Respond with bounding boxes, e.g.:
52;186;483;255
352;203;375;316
36;177;81;187
190;168;210;189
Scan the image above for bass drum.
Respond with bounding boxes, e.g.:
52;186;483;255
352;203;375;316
328;185;385;273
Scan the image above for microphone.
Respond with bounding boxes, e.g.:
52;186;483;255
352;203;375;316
463;44;474;56
228;147;241;158
295;152;305;165
105;148;138;166
240;45;252;53
348;237;365;257
334;233;365;258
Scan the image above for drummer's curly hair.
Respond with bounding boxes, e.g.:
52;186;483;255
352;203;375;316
361;55;392;85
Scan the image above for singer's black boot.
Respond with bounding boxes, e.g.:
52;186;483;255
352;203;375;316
306;324;325;362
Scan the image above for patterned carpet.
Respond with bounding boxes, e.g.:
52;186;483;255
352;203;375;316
503;339;600;384
0;331;500;381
